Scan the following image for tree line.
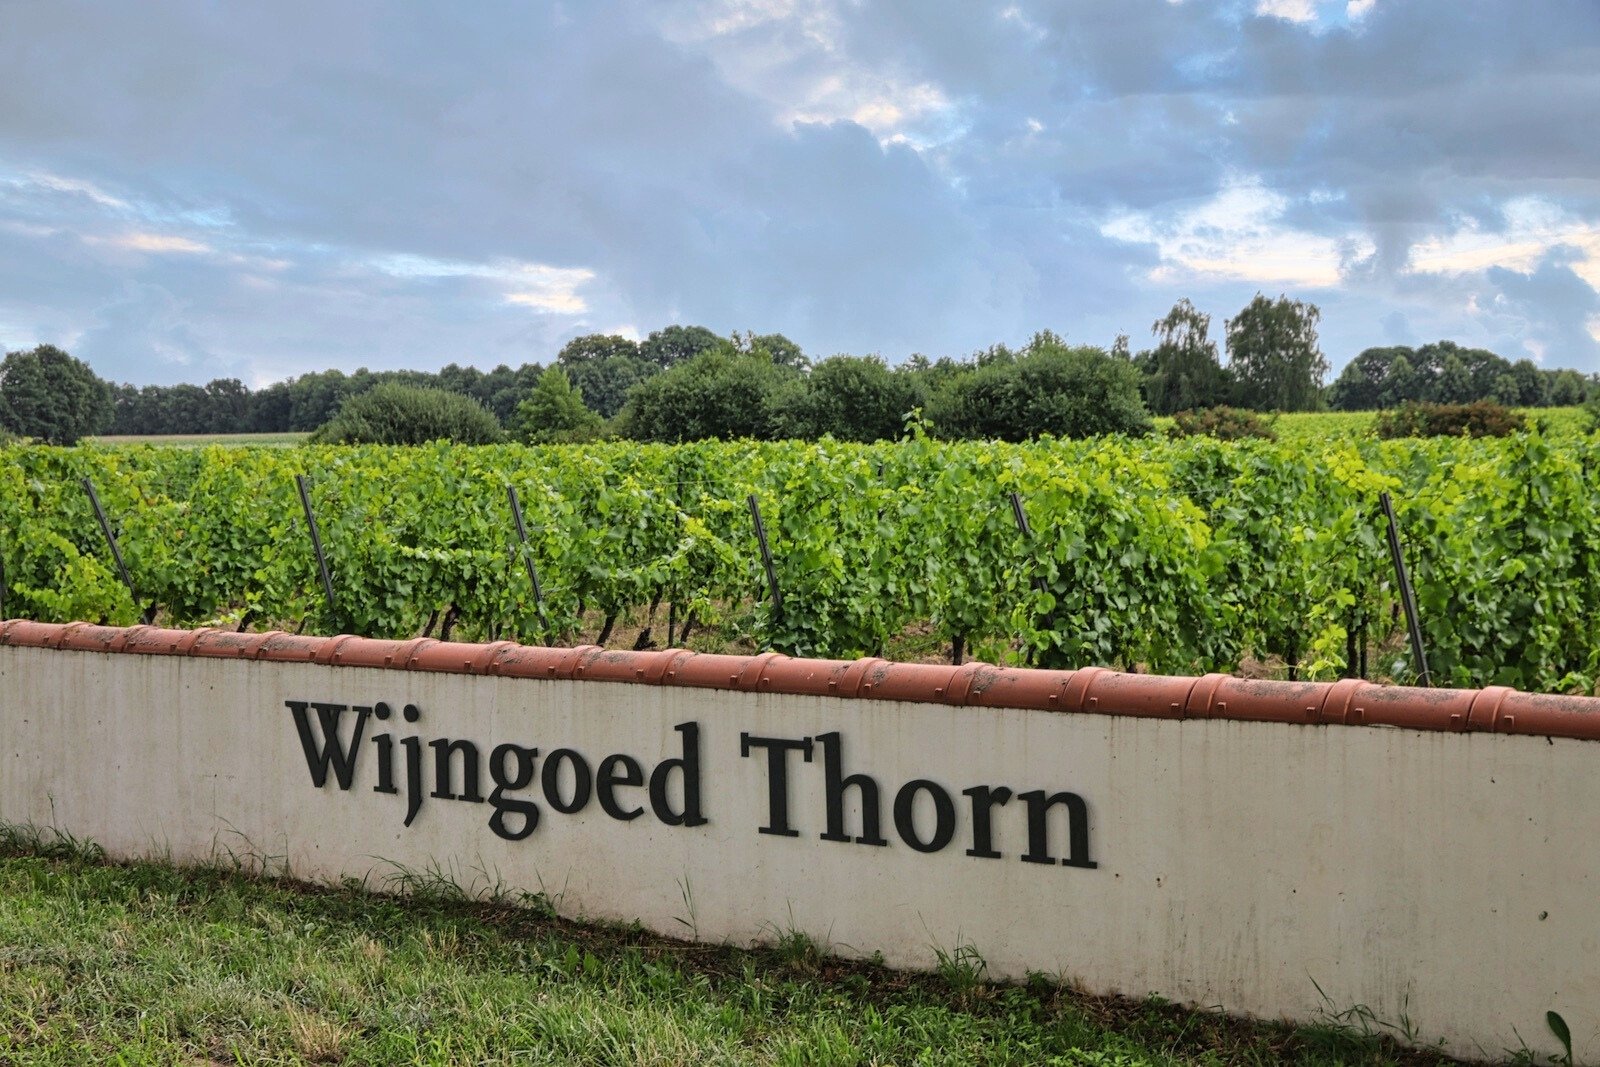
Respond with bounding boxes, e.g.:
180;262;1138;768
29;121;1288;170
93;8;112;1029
3;295;1597;446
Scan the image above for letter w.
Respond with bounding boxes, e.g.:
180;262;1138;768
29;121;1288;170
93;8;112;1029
288;701;369;790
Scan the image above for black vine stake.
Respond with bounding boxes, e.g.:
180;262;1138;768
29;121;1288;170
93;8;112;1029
1009;491;1055;667
295;474;340;631
506;484;550;641
1008;492;1049;596
1380;491;1431;687
81;477;149;621
668;461;686;646
747;494;782;617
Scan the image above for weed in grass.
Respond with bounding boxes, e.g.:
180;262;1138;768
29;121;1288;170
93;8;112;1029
1548;1011;1575;1067
518;887;560;920
765;916;829;975
204;824;291;879
932;937;991;1006
377;855;516;905
0;820;106;863
1306;975;1451;1058
675;874;699;939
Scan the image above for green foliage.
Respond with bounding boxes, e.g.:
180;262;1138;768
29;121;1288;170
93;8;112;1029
512;368;606;444
618;349;799;442
309;383;504;445
1141;299;1232;415
1547;1010;1573;1067
735;330;807;369
1225;294;1328;412
3;420;1599;692
0;345;114;445
1169;406;1277;441
1374;401;1526;439
772;355;926;442
1330;342;1592;412
639;324;725;369
555;335;655;419
556;333;640;365
927;335;1153;441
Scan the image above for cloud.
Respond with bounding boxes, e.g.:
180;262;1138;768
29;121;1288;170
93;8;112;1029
371;254;596;313
93;232;213;255
1405;198;1600;289
1102;175;1374;287
655;0;961;147
15;171;130;210
1255;0;1319;23
1;0;1597;382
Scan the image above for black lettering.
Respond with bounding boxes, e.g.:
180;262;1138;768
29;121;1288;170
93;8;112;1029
649;722;708;827
401;735;424;826
597;754;645;821
1018;789;1096;868
894;779;956;853
487;743;540;841
815;732;886;846
372;734;397;794
371;702;397;795
962;785;1012;859
287;701;369;790
739;732;813;837
541;748;592;814
429;738;484;802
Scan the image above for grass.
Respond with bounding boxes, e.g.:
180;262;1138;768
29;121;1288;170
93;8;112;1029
87;431;310;446
0;826;1480;1066
1154;406;1590;447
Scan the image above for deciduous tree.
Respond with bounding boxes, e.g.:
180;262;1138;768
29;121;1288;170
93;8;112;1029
513;367;606;444
1225;295;1328;412
1143;299;1231;414
0;344;114;444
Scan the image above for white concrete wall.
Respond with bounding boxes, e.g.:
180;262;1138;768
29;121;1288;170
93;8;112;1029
2;645;1594;1062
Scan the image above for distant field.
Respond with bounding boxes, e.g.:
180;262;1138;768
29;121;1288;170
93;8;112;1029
1155;406;1588;445
84;407;1591;449
88;431;310;447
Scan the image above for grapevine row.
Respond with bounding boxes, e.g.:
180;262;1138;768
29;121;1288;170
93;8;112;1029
2;430;1597;692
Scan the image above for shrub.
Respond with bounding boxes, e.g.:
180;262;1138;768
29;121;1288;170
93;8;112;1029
512;368;607;444
770;355;927;442
927;340;1152;441
617;350;799;442
1374;400;1524;439
1169;406;1277;441
309;383;504;445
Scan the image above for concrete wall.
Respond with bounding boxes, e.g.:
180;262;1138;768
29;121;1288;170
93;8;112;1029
3;635;1598;1062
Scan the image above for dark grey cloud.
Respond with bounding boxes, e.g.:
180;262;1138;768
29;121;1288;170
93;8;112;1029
2;0;1598;383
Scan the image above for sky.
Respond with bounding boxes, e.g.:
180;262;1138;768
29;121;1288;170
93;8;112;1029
1;0;1597;388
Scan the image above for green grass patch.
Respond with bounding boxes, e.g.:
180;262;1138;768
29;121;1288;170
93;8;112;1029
1155;407;1589;448
87;431;310;447
0;828;1481;1066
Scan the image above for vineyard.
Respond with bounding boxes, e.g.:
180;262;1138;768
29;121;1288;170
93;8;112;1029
2;426;1598;693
